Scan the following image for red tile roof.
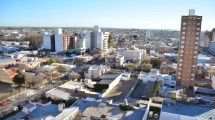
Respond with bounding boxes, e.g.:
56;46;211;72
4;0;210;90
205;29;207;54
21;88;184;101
5;69;18;78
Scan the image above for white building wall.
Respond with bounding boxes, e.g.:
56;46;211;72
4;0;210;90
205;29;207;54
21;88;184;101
118;50;142;61
43;34;51;50
211;75;215;89
96;32;103;50
55;34;63;52
85;32;91;50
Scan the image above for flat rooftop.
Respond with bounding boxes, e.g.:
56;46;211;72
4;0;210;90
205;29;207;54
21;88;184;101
162;103;215;119
6;104;60;120
73;100;145;120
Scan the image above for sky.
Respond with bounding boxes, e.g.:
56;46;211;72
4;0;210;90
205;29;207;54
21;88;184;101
0;0;214;30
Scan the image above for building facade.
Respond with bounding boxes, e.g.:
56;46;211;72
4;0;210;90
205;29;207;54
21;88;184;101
176;10;202;87
43;28;74;52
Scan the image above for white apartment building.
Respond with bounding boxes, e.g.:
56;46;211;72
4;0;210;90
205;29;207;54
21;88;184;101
138;69;159;83
43;28;74;52
84;65;110;79
54;28;63;52
117;48;144;61
86;26;109;52
74;32;86;49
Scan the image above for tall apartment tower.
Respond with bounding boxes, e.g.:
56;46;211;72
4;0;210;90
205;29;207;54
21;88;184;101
85;25;109;52
43;28;74;52
176;9;202;87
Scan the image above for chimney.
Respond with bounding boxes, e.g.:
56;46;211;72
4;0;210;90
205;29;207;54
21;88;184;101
189;9;195;16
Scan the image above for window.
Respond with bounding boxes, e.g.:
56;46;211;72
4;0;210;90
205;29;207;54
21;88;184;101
183;22;186;25
182;32;186;35
197;23;201;25
182;36;185;39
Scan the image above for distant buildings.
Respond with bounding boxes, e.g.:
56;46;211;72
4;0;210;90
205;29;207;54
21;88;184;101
117;48;145;61
204;29;215;48
176;9;202;87
105;52;125;67
43;26;109;53
85;25;109;52
43;28;74;52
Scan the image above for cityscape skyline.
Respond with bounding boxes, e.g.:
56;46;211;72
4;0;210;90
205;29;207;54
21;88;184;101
0;0;215;30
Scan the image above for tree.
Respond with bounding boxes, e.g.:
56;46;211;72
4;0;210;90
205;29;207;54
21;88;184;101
126;63;136;72
58;65;67;73
138;63;152;72
29;38;38;50
47;58;57;65
150;56;165;69
152;81;160;97
13;73;25;85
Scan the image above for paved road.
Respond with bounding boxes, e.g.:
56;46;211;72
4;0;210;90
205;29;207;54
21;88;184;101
130;82;146;99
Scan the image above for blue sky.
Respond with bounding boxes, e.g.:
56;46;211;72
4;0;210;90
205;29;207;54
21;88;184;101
0;0;214;30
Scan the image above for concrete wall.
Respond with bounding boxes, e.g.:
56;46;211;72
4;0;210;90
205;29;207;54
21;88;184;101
101;74;122;98
212;75;215;89
142;98;152;120
55;34;63;52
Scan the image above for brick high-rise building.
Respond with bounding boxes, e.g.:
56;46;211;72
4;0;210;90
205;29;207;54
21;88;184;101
176;9;202;87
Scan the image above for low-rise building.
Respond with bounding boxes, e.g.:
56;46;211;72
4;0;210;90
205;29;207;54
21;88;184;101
121;72;131;81
203;60;215;80
95;73;122;98
0;68;18;83
158;74;176;97
45;88;71;101
160;99;215;120
105;52;124;67
117;48;143;61
84;65;110;79
53;107;79;120
138;69;159;83
21;103;37;114
0;58;16;67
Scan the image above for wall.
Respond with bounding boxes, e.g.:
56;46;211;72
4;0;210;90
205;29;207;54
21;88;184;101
142;98;152;120
43;34;51;49
101;74;122;98
55;34;63;52
212;75;215;89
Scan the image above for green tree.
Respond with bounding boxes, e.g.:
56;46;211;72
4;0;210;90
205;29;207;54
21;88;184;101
47;58;56;65
58;65;67;73
152;81;160;97
127;63;136;72
150;56;165;69
29;38;38;50
13;73;25;85
138;63;152;72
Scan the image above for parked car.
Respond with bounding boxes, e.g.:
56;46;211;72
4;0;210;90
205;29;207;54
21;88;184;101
154;113;159;119
0;100;10;106
149;111;153;118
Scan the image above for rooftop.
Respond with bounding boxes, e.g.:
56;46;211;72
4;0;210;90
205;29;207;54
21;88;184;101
53;107;79;120
162;102;215;119
73;100;145;120
22;103;35;109
46;88;71;100
0;57;16;63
